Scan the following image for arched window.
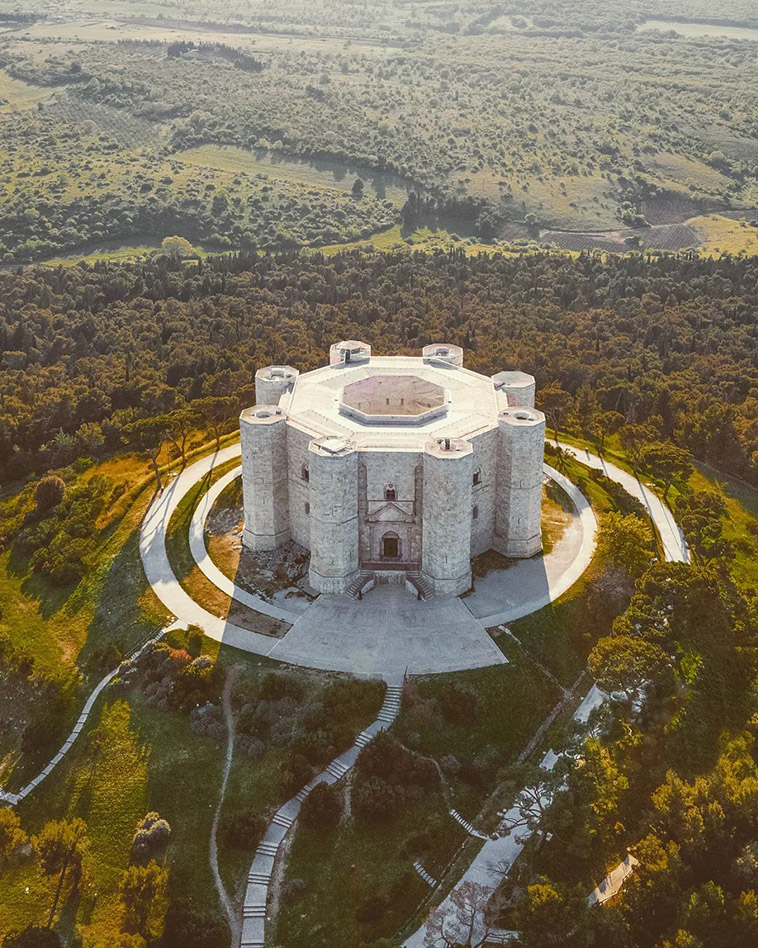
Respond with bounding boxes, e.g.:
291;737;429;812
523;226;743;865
385;485;396;502
301;464;309;482
305;502;310;515
473;468;481;486
472;505;479;520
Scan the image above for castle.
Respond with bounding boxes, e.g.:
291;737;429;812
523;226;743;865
240;341;545;598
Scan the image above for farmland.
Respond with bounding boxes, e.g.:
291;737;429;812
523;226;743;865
0;0;756;263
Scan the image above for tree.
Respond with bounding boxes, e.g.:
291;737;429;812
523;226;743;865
588;634;669;702
195;396;237;450
125;417;168;491
2;929;61;948
424;881;495;947
351;177;365;199
675;490;733;565
161;235;195;259
120;860;168;937
596;511;655;579
300;781;343;830
512;878;592;947
498;761;568;838
619;423;657;466
34;475;65;513
32;818;89;927
163;407;197;468
640;442;693;499
0;808;27;878
591;410;625;452
539;383;571;439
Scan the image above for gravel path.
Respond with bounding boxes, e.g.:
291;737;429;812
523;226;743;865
210;667;241;947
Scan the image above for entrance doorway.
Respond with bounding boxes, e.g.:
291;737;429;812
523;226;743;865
382;534;400;559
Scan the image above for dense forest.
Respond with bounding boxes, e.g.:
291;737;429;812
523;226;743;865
0;250;755;487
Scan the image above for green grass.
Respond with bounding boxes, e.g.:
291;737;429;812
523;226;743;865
3;627;384;943
554;430;758;587
276;790;464;948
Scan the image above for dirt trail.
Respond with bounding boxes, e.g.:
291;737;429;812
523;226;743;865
209;666;241;946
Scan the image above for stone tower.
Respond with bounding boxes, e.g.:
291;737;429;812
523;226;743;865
240;405;291;551
493;407;546;558
422;343;464;367
255;365;299;406
329;340;371;366
421;436;473;596
307;436;360;593
492;370;536;409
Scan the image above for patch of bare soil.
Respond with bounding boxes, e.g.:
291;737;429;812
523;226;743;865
208;503;312;604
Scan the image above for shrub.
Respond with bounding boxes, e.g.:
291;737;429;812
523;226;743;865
300;781;343;830
280;878;306;905
223;810;265;850
160;899;228;948
3;930;61;948
355;894;389;924
279;753;313;796
132;812;171;860
34;475;65;513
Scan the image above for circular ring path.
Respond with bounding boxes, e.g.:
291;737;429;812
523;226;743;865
139;442;598;680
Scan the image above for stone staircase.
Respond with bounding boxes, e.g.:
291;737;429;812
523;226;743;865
239;681;403;948
407;571;434;600
344;571;374;599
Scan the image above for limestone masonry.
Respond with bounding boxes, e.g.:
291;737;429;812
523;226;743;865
240;342;545;597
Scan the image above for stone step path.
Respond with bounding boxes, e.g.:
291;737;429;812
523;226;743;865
0;623;175;808
449;808;489;841
413;861;438;888
344;571;375;600
407;572;434;600
239;681;403;948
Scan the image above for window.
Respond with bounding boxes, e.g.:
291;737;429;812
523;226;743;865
473;469;481;486
305;502;310;515
301;464;309;482
385;485;396;501
472;505;479;520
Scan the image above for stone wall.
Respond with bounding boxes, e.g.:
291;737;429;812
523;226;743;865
287;424;313;549
359;450;422;565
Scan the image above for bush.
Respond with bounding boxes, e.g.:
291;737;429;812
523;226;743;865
34;475;65;512
280;878;306;905
279;753;314;796
3;929;61;948
352;776;402;824
300;781;343;830
223;810;265;850
160;899;228;948
355;894;389;924
132;812;171;860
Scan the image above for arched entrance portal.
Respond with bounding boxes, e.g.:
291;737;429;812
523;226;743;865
382;531;400;560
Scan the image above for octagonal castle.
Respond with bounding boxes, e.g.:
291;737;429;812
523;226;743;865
240;342;545;598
